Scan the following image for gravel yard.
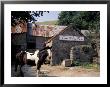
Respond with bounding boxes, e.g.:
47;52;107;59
11;64;100;77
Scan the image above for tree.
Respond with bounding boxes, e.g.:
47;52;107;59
58;11;100;32
58;11;100;47
11;11;49;26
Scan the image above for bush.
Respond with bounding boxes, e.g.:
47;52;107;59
81;63;100;70
72;61;100;71
72;60;81;66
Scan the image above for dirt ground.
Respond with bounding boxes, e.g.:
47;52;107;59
11;64;100;77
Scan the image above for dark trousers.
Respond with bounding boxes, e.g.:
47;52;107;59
37;54;48;70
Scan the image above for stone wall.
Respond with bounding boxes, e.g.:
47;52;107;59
11;33;26;46
51;26;89;65
35;36;51;49
11;33;27;64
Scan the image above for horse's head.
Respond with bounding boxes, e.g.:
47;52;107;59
22;51;27;54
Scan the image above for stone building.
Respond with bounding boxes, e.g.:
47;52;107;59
47;25;90;65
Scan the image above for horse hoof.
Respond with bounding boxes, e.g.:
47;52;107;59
36;70;40;77
15;69;17;72
36;74;39;77
36;73;39;77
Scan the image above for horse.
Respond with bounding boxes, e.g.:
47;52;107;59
14;51;27;77
26;50;39;66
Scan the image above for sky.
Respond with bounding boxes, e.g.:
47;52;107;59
36;11;61;22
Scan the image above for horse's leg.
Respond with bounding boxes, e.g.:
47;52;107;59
20;65;24;77
36;69;40;77
36;64;40;77
15;64;18;72
36;60;42;77
15;59;19;72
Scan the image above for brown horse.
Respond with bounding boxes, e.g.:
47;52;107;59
14;51;27;77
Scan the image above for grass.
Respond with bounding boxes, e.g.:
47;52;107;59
37;20;58;25
72;61;100;71
81;63;100;70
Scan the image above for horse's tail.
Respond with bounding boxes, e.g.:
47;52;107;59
15;58;19;72
14;52;21;72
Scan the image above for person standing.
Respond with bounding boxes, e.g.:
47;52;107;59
36;42;52;77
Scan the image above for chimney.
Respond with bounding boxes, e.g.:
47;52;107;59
27;21;32;36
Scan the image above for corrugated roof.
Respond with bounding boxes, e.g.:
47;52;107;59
11;23;66;37
11;23;27;33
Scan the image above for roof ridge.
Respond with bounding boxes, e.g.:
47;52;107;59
46;25;87;43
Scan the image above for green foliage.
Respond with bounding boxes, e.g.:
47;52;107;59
72;61;100;70
81;63;100;70
72;60;81;66
58;11;100;32
82;46;90;53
